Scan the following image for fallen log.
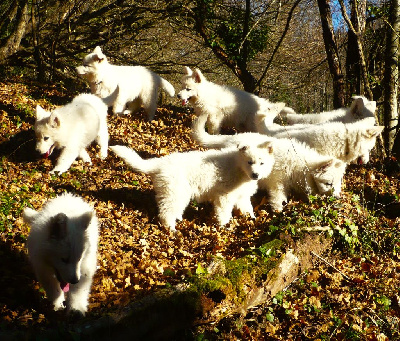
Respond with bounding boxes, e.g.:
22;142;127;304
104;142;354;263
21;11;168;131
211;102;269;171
1;232;331;341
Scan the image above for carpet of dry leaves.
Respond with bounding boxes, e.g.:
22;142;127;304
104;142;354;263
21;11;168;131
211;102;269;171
0;76;400;340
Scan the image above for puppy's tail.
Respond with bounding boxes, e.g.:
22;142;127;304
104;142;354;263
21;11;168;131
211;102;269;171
160;78;175;97
110;145;158;174
191;115;230;149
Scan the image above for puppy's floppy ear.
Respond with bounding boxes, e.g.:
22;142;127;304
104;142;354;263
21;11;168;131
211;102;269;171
36;105;49;121
183;66;193;76
349;97;365;118
93;54;104;63
79;211;93;230
334;160;344;168
49;213;68;240
93;46;105;62
22;207;38;225
258;141;273;154
365;100;377;114
363;125;384;138
49;112;61;128
239;145;248;152
193;68;205;83
314;159;334;174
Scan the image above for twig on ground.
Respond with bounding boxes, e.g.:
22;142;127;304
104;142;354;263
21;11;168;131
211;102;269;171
311;251;352;281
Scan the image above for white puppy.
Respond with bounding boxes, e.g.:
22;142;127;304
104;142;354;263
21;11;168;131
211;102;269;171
76;46;175;120
191;127;346;212
280;96;376;125
110;142;274;230
264;120;384;164
177;66;287;134
23;193;99;315
258;139;346;211
34;93;109;174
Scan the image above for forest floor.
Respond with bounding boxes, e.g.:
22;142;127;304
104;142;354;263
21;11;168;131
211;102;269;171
0;76;400;340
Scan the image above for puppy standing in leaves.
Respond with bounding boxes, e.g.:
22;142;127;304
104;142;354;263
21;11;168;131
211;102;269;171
76;46;175;119
191;123;346;212
263;120;384;165
177;66;287;134
110;142;275;231
23;193;99;315
34;93;109;174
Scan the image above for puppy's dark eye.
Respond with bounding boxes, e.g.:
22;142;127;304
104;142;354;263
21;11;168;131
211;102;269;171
260;162;264;165
248;161;254;165
186;88;191;91
325;182;333;187
44;137;49;141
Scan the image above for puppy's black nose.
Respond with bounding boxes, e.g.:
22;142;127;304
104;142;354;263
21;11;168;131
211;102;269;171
251;173;259;180
34;150;42;160
69;276;80;285
177;93;181;99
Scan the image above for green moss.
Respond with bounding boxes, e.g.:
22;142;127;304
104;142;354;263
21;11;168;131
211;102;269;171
187;238;288;308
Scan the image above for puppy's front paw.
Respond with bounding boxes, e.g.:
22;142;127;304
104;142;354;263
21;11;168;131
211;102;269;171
50;169;65;175
52;295;65;311
100;150;108;159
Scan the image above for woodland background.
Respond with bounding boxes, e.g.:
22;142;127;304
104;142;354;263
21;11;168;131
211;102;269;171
0;0;400;340
1;0;400;153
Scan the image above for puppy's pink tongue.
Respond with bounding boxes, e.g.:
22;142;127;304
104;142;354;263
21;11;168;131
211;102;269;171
61;282;70;293
181;99;188;106
44;151;50;158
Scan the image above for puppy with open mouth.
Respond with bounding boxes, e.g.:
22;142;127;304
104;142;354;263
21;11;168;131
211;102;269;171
23;193;99;315
34;93;109;174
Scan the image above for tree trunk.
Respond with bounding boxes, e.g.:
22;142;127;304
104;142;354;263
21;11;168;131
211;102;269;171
346;0;366;97
337;0;373;101
0;0;29;64
193;0;258;93
383;0;400;156
31;0;45;82
316;0;345;108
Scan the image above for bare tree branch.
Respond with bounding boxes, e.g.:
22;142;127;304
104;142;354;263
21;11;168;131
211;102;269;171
256;0;302;91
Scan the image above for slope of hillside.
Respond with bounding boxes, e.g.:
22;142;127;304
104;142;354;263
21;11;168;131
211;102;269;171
0;77;399;340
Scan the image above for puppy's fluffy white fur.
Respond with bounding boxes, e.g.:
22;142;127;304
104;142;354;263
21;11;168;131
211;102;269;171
110;142;274;230
76;46;175;120
270;120;384;164
191;127;346;212
279;96;376;125
34;93;109;174
177;66;287;134
23;193;99;315
258;139;346;211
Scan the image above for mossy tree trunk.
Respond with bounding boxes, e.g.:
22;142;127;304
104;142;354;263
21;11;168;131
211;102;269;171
383;0;400;156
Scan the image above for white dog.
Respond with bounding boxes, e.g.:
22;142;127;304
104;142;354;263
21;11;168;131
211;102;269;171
190;127;346;212
270;120;384;164
177;66;287;134
110;142;274;230
34;93;109;174
76;46;175;120
23;193;99;315
259;139;346;211
279;96;376;125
